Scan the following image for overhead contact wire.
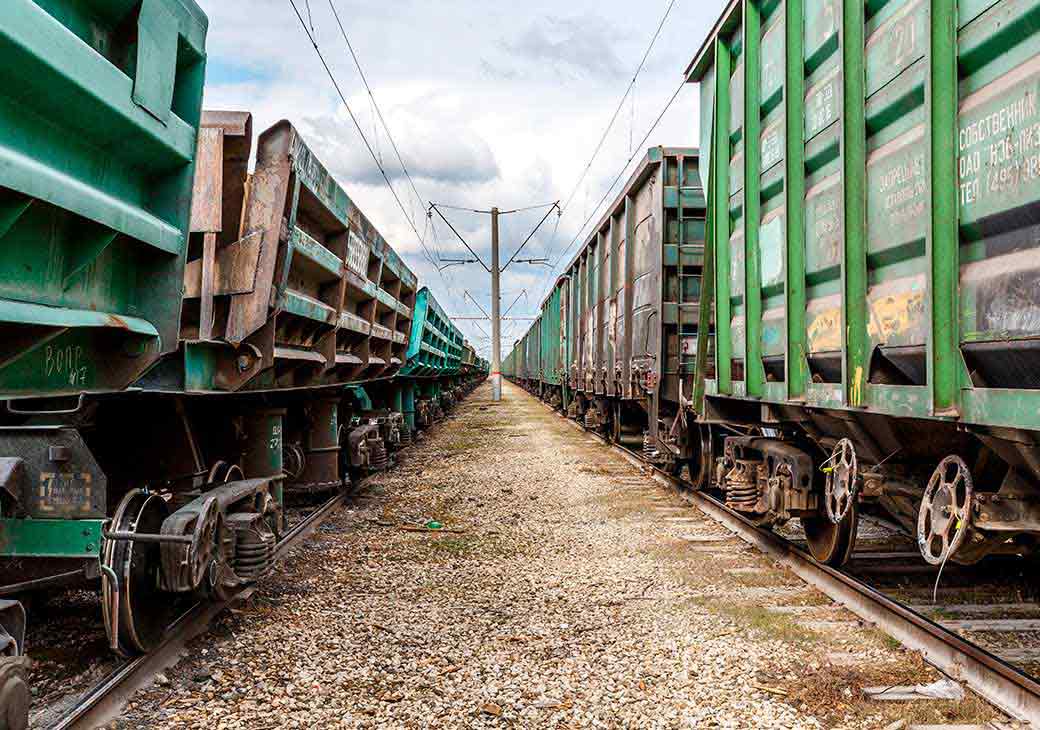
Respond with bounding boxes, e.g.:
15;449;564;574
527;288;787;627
286;0;440;272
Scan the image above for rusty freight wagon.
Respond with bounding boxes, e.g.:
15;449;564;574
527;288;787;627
513;147;708;476
685;0;1040;567
0;97;450;672
167;111;421;490
172;112;417;393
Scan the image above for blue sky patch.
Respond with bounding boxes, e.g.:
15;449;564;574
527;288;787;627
206;58;273;86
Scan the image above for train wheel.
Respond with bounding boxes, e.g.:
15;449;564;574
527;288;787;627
917;455;974;566
685;424;713;492
824;439;858;525
102;491;172;656
802;504;858;568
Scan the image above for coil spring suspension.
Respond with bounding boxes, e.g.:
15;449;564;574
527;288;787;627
399;428;413;446
368;440;389;471
233;523;276;581
724;459;761;512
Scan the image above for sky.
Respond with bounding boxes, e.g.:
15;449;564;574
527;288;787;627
196;0;726;359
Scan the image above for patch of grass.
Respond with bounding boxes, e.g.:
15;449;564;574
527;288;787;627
728;568;799;589
428;535;481;555
441;438;481;452
423;533;514;561
877;630;904;652
698;599;818;645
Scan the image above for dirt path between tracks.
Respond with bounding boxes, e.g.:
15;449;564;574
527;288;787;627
113;381;1004;729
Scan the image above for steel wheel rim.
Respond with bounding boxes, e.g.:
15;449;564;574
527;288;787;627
917;455;973;566
824;438;858;525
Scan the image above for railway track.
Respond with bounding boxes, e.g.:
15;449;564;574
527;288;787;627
537;397;1040;726
48;491;349;730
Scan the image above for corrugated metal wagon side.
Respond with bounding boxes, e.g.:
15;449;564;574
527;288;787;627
536;279;566;409
555;147;709;473
686;0;1040;569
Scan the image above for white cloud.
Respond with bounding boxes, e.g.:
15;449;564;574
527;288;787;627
194;0;725;358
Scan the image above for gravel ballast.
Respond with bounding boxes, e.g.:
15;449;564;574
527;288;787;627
113;381;1005;729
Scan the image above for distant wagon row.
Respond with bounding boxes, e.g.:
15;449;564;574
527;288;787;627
0;0;486;715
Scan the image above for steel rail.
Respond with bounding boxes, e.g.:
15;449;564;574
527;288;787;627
50;491;350;730
539;399;1040;725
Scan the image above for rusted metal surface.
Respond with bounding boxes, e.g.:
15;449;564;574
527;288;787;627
180;116;418;392
509;148;706;473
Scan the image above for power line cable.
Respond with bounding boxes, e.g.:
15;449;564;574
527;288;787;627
537;77;687;303
286;0;441;272
503;203;560;271
498;202;559;215
548;0;678;257
432;203;493;214
325;0;448;265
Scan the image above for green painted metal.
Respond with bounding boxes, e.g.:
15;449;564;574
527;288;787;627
784;0;808;401
402;383;416;431
841;0;868;409
928;0;960;417
0;518;103;558
347;386;373;411
0;0;207;398
540;283;564;386
289;227;344;280
713;39;734;395
401;288;463;378
280;289;337;325
743;0;765;398
694;120;718;414
689;0;1040;431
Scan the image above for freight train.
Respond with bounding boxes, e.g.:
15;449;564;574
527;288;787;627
509;0;1040;576
505;146;709;479
0;1;485;722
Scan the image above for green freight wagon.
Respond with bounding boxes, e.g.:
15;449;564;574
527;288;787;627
0;0;208;397
503;343;517;380
687;0;1040;567
398;287;464;431
0;0;209;719
522;315;543;393
538;282;566;409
